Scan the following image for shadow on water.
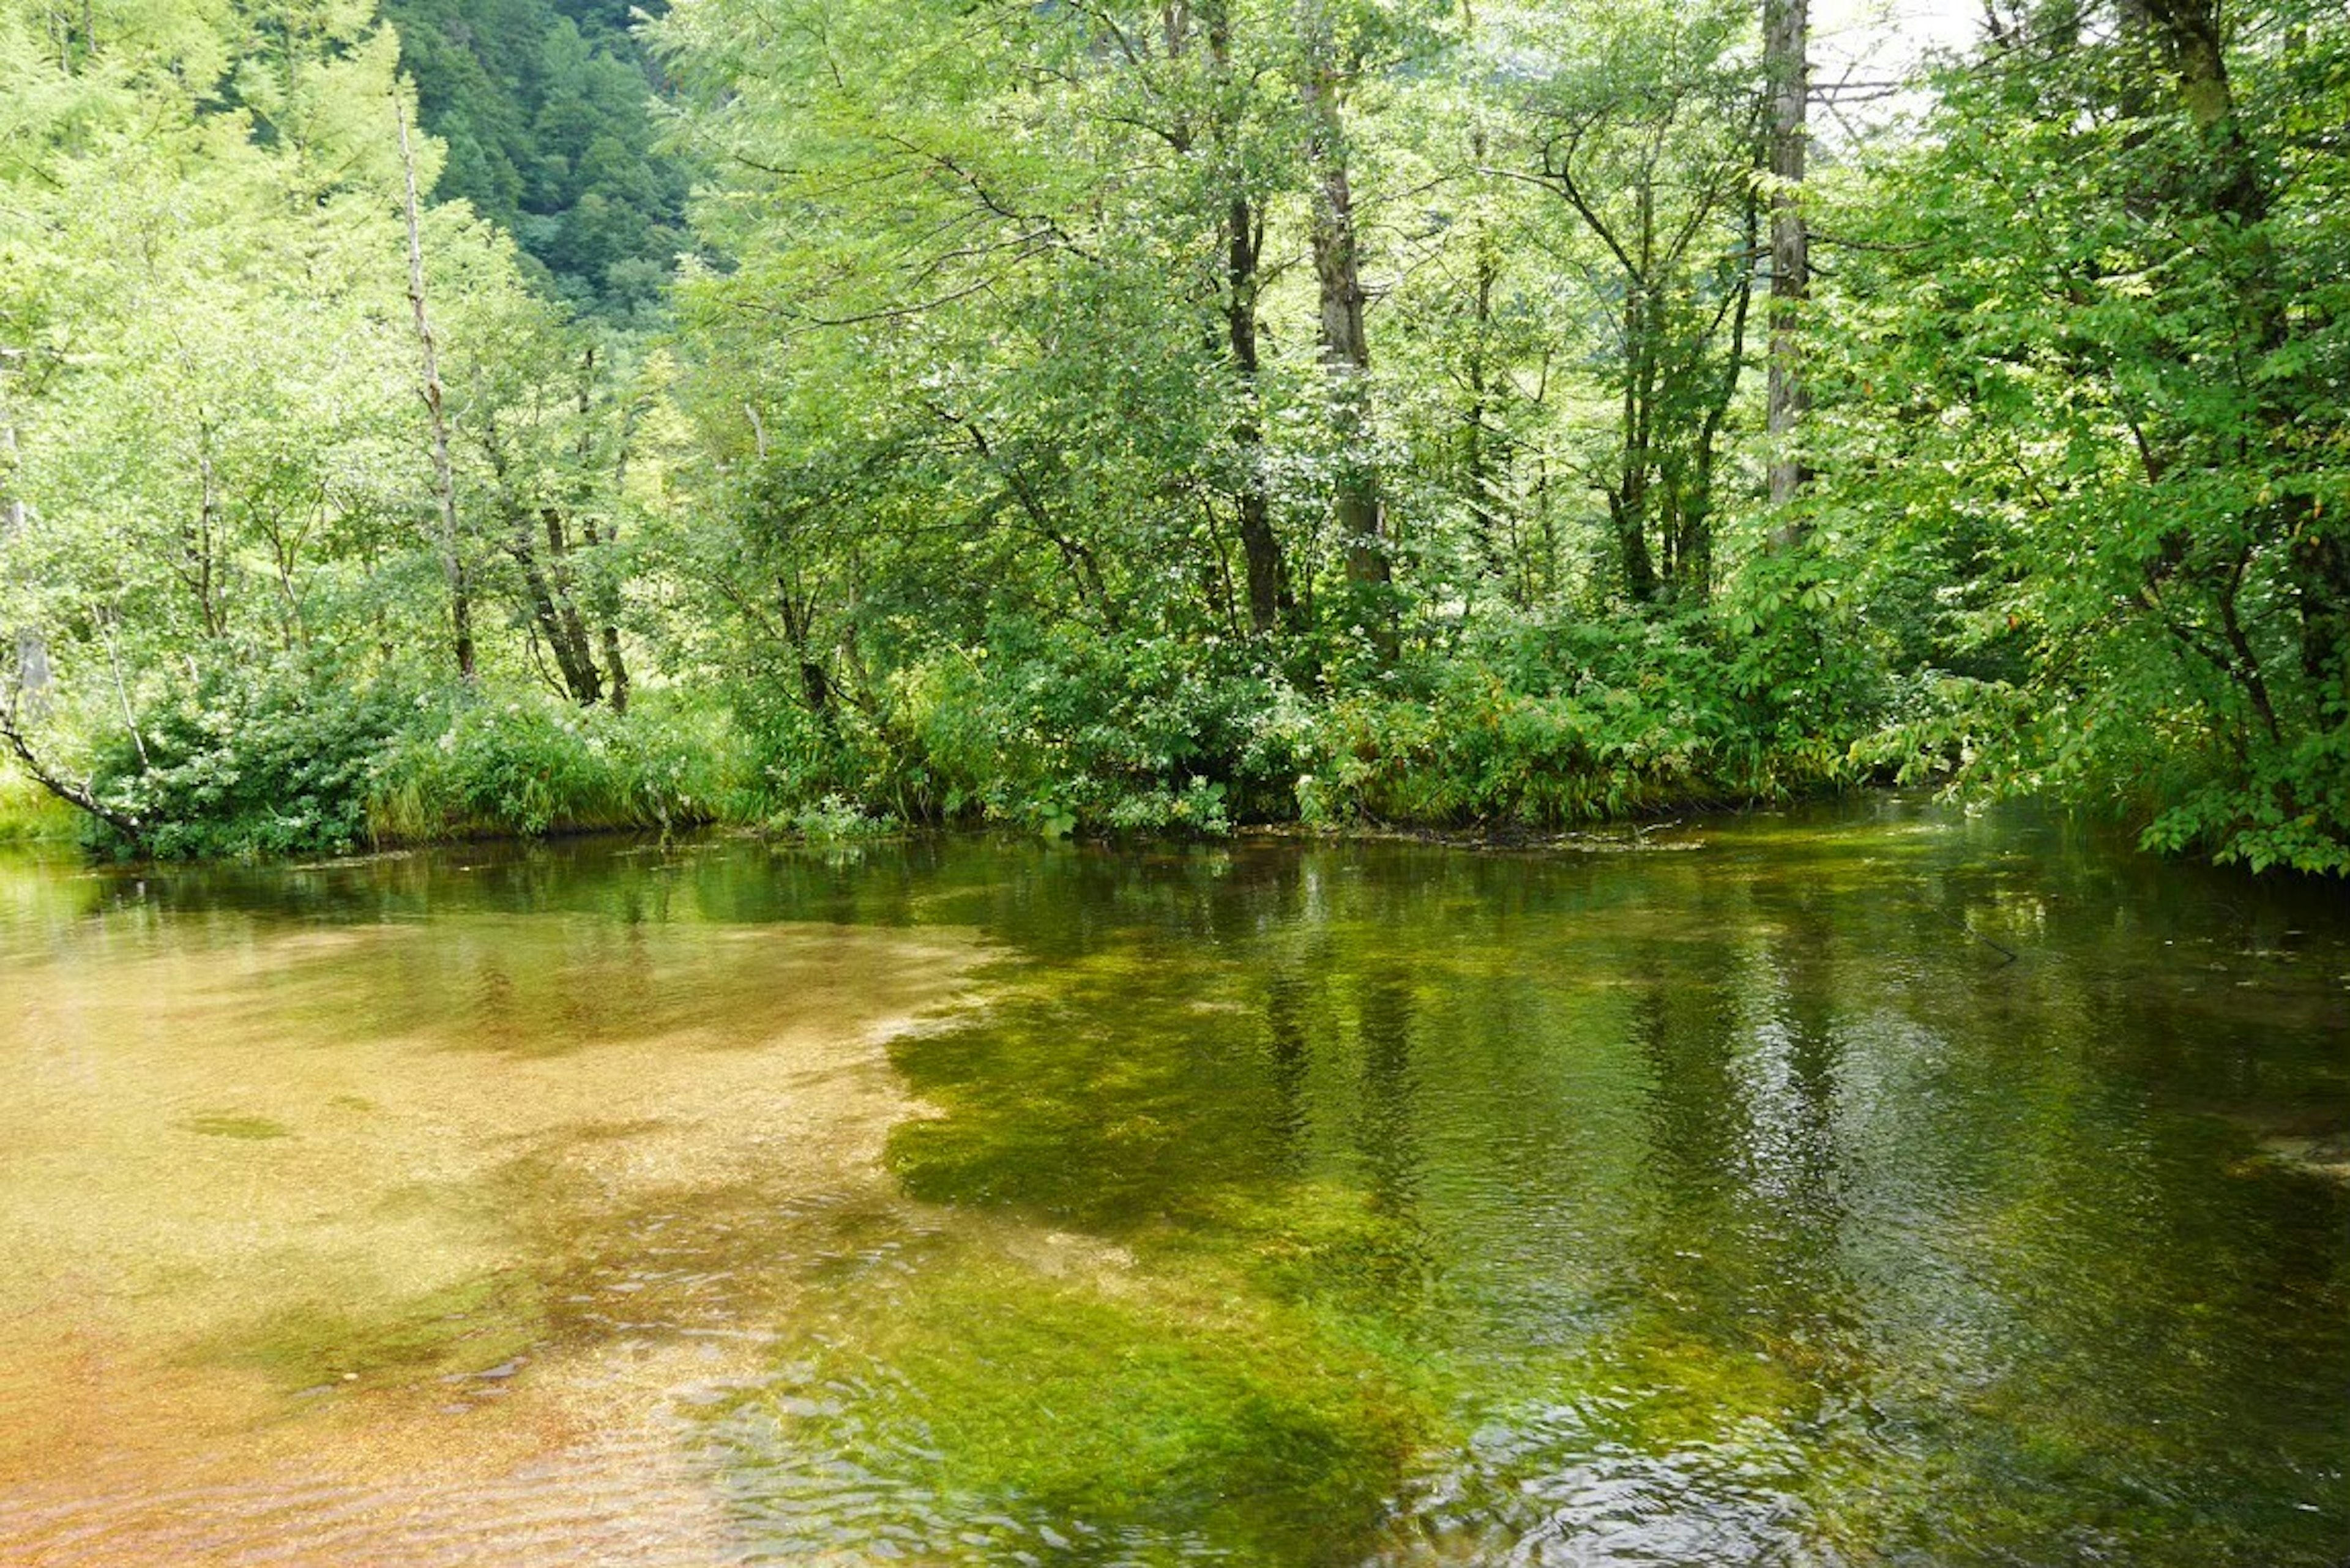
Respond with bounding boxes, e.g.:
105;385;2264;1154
0;797;2344;1566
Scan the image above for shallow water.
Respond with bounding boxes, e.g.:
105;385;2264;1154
1;800;2344;1566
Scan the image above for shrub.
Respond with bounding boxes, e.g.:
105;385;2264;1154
83;663;412;859
367;690;745;843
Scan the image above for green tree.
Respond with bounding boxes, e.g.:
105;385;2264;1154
1819;0;2350;870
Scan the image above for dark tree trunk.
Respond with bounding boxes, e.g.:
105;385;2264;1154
545;509;603;693
0;695;143;843
571;348;632;712
580;516;631;713
1673;189;1759;605
1227;195;1289;635
777;579;837;735
1201;5;1289;638
1463;133;1504;582
2138;0;2349;683
1312;155;1385;592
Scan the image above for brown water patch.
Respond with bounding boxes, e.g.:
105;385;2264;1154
0;913;986;1564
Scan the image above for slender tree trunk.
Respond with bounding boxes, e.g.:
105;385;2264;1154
544;509;603;696
0;696;143;840
520;507;603;704
1676;193;1758;605
395;91;476;683
1313;157;1384;592
0;370;49;722
185;422;227;640
480;417;599;704
1201;6;1289;636
575;348;631;711
1226;193;1288;635
1458;5;1505;589
1764;0;1810;518
1616;287;1660;603
1463;125;1504;583
580;515;630;713
1299;9;1388;608
776;582;837;734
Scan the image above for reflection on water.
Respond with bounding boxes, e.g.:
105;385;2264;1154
1;800;2346;1567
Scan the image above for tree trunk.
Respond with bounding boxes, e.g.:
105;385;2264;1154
1227;195;1289;635
1202;6;1289;638
2139;0;2265;227
185;422;228;640
395;91;476;684
0;711;143;840
775;580;838;735
1464;124;1504;583
580;517;631;713
2138;0;2348;682
0;373;50;723
1616;287;1660;603
1299;9;1388;607
1675;189;1759;605
1313;160;1384;592
526;507;604;704
1764;0;1810;517
573;349;632;711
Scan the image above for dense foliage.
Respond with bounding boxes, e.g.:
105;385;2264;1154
1;0;2343;870
384;0;692;314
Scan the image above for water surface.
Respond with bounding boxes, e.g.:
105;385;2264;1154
1;800;2344;1566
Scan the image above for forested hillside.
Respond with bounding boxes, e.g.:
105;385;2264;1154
1;0;2344;871
384;0;690;313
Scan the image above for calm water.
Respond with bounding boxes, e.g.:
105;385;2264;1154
1;799;2344;1567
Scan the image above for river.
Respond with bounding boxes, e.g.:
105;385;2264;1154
1;797;2344;1566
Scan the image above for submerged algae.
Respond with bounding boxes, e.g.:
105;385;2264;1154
712;1238;1433;1567
695;810;2350;1567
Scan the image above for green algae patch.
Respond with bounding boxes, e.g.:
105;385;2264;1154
1198;1180;1439;1317
883;947;1300;1236
193;1269;545;1391
711;1243;1440;1567
885;1271;1421;1551
183;1111;296;1140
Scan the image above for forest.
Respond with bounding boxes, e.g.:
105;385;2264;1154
1;0;2344;872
